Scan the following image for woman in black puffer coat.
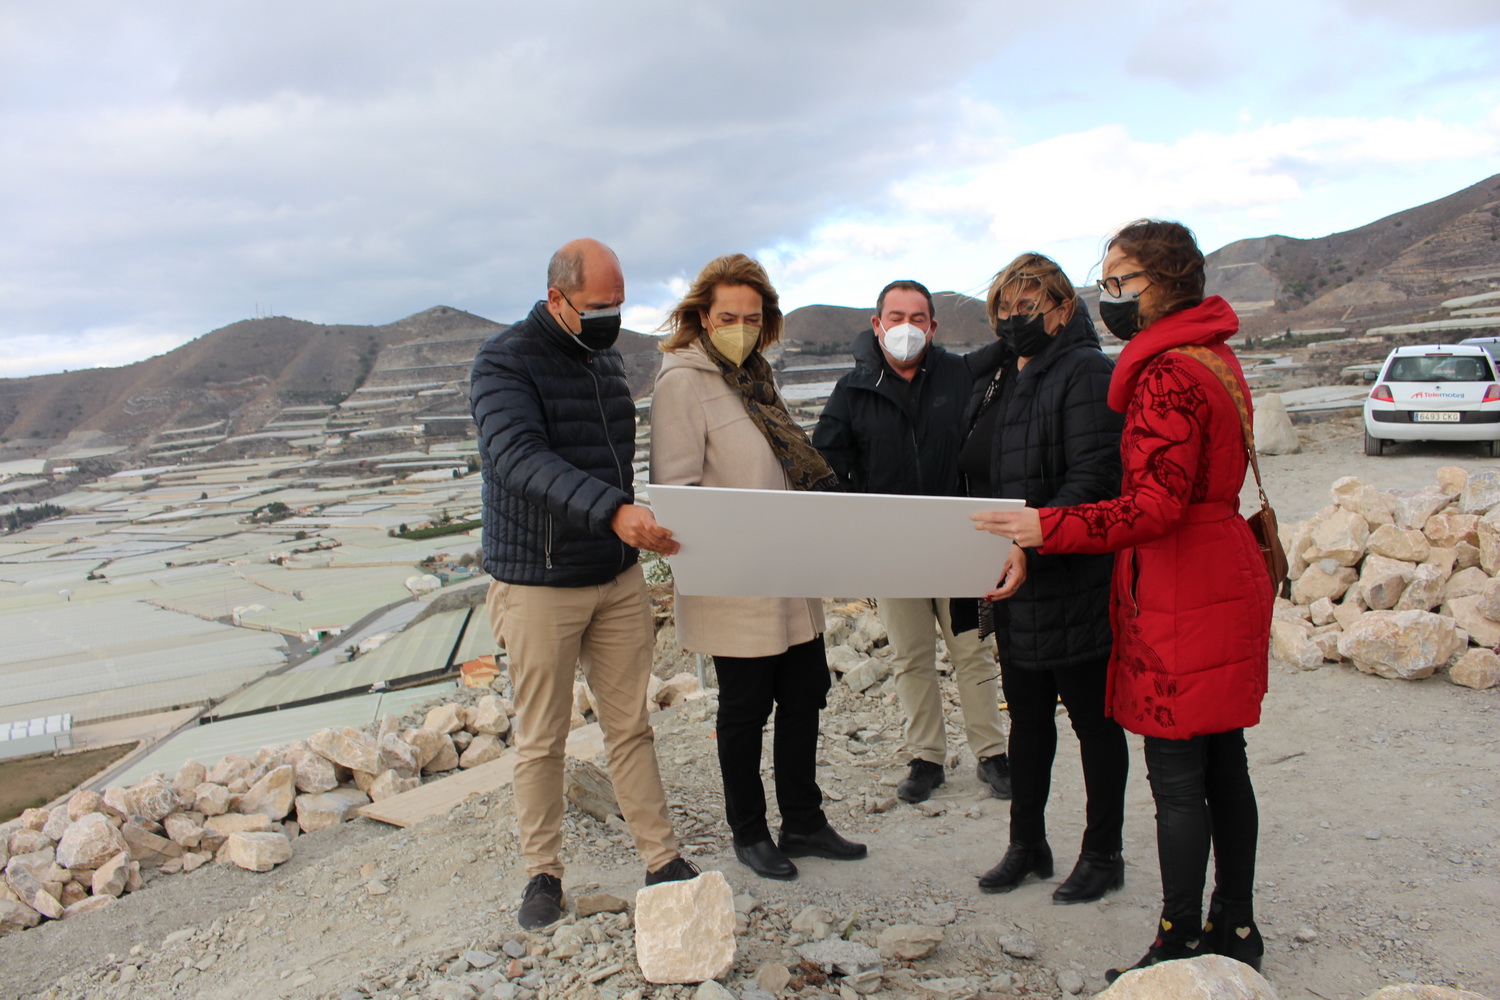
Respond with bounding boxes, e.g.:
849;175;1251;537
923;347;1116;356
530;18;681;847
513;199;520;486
960;252;1129;904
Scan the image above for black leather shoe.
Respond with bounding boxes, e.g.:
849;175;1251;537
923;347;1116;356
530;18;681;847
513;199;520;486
977;840;1053;893
977;753;1012;799
645;856;701;886
778;823;868;860
517;873;564;930
896;759;945;803
1052;851;1125;904
733;839;798;880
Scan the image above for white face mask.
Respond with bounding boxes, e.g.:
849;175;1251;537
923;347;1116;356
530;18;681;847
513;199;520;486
880;322;928;363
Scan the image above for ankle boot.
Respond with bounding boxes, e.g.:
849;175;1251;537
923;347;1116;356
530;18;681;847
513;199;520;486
977;840;1052;893
1103;915;1201;984
1201;894;1264;972
1051;850;1125;904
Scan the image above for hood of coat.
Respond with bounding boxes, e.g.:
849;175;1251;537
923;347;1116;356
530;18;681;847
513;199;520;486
655;337;720;382
1107;295;1240;412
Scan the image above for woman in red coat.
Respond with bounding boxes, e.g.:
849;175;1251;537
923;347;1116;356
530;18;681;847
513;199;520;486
974;220;1272;979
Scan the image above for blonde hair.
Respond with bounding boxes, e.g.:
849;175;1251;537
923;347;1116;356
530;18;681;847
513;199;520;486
661;254;784;353
985;252;1078;331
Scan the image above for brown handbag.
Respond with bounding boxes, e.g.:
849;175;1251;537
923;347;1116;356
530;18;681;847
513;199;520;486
1171;346;1290;597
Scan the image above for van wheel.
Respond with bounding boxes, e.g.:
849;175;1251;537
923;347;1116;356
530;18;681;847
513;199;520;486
1364;432;1386;456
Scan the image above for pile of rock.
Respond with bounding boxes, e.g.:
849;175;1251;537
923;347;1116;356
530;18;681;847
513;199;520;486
1275;467;1500;688
0;665;723;942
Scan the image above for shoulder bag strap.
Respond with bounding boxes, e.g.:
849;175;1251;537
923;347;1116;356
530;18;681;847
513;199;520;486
1169;345;1272;509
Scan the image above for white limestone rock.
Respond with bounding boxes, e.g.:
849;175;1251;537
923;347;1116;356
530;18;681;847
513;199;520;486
1365;524;1430;563
366;771;420;802
225;832;292;872
1391;487;1452;531
307;727;381;774
1337;610;1467;680
460;733;505;769
1476;576;1500;621
657;671;702;707
0;898;42;935
1458;468;1500;514
634;870;736;984
1424;512;1480;550
1307;508;1369;566
1331;475;1393;527
1442;595;1500;648
1307;598;1336;626
1290;562;1358;605
286;743;340;794
207;755;253;786
876;924;945;961
171;760;207;801
1271;619;1323;670
1359;554;1417;610
470;695;512;736
1394;563;1447;613
377;733;421;778
1442;566;1489;602
1448;648;1500;690
238;765;296;820
1097;953;1277;998
424;703;465;735
193;782;231;817
92;852;131;897
55;814;127;870
294;788;371;833
1252;394;1299;455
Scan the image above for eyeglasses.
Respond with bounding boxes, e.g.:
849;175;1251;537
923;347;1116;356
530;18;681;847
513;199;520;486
1095;271;1148;298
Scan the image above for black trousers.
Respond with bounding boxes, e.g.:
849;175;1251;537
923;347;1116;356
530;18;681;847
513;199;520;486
1144;729;1259;926
712;637;831;845
1000;656;1128;856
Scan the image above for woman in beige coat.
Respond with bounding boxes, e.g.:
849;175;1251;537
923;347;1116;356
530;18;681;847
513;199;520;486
650;253;866;881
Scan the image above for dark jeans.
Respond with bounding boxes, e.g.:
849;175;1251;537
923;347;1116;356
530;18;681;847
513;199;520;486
713;637;831;845
1144;729;1259;926
1000;656;1128;856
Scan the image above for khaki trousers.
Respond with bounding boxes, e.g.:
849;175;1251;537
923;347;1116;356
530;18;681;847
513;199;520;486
486;563;678;878
880;596;1006;766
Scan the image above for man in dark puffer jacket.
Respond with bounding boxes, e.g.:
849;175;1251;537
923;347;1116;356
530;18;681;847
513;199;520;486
813;280;1011;807
470;238;697;930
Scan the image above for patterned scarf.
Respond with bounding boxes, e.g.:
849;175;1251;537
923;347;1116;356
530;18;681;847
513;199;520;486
701;338;841;492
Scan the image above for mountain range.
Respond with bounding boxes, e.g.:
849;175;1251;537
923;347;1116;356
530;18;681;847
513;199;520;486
1;173;1496;462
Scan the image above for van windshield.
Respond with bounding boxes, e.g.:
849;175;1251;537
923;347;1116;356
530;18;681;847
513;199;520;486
1385;356;1494;383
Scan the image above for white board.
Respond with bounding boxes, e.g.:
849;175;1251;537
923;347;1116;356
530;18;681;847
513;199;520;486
645;484;1024;598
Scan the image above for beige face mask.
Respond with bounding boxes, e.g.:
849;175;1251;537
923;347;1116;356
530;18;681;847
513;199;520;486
708;323;761;366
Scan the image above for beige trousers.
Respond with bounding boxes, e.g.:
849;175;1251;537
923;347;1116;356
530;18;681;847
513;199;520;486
880;596;1007;766
486;563;678;878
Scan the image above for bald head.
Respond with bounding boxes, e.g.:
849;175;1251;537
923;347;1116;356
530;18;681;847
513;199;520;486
546;238;625;334
548;238;621;295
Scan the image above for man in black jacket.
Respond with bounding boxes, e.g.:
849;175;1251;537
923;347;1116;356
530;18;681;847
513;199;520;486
470;238;697;930
813;280;1010;805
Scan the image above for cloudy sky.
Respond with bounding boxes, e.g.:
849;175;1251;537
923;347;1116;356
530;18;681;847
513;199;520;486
2;1;1497;377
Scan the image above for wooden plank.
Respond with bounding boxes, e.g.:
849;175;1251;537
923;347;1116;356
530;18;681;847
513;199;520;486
358;723;606;828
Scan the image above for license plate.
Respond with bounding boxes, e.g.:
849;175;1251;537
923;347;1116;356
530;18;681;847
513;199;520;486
1414;411;1461;423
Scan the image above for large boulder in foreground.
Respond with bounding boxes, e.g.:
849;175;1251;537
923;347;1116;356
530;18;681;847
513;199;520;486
1336;610;1465;680
1097;954;1276;998
634;871;735;984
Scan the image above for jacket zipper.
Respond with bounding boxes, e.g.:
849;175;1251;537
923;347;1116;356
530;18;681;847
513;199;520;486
545;514;553;570
586;358;630;572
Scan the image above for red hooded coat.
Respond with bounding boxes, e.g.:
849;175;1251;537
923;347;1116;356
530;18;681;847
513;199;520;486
1037;296;1272;739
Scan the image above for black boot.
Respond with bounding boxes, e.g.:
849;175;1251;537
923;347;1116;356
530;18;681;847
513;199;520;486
977;840;1052;893
1200;894;1264;972
1104;915;1200;983
1051;851;1125;904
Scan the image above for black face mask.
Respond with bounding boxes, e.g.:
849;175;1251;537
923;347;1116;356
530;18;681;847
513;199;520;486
561;292;622;351
1097;294;1142;341
996;312;1053;358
